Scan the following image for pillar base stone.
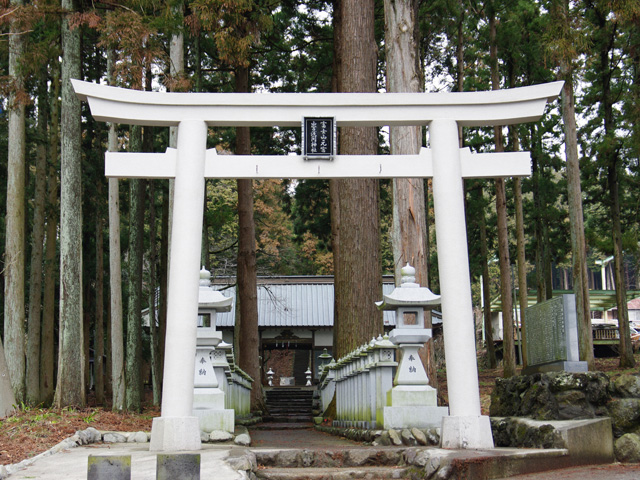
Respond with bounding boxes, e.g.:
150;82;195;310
383;405;449;430
150;417;202;452
193;408;235;433
441;415;494;449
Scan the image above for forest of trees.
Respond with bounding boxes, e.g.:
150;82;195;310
0;0;639;414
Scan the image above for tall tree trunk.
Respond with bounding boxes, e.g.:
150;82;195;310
95;182;105;405
489;8;516;377
384;0;436;389
330;0;343;346
531;128;546;302
107;48;125;411
105;302;112;399
108;173;125;410
26;72;49;404
559;10;593;368
235;64;262;411
142;64;161;406
55;0;85;407
148;182;161;406
592;8;635;368
125;127;145;412
167;5;184;281
5;0;27;404
83;284;92;395
41;66;60;405
158;184;169;396
479;199;497;368
511;129;528;368
332;0;382;358
0;339;16;417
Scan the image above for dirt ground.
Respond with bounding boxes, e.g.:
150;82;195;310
0;402;157;466
2;353;638;467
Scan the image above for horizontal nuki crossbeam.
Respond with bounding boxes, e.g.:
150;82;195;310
105;147;531;180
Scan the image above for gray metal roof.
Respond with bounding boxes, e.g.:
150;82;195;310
211;280;440;328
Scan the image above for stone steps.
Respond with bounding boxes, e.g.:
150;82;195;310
253;448;405;468
252;448;409;480
261;415;314;423
254;466;409;479
265;389;314;422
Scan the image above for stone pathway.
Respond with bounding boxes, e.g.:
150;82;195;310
249;423;361;449
496;463;640;480
3;443;243;480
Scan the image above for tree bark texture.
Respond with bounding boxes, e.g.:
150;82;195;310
5;0;27;403
513;176;528;368
26;72;49;404
235;64;262;411
330;0;342;344
531;139;546;303
477;188;497;369
108;174;125;411
167;12;184;275
55;0;85;407
560;47;594;368
148;182;162;406
125;127;145;412
495;178;516;377
41;67;60;405
333;0;382;358
490;9;515;377
95;182;105;405
384;0;436;388
158;184;169;395
0;339;16;417
107;47;125;411
594;8;635;368
508;121;529;368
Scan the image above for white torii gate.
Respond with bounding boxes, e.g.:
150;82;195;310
73;79;563;451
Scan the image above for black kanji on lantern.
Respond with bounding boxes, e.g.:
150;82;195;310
303;117;335;159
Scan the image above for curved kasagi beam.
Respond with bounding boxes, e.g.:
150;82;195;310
72;79;563;128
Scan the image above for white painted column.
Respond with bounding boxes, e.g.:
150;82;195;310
430;119;494;449
150;119;207;451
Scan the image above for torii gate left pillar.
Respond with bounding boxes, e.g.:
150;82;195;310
73;79;562;451
147;119;207;450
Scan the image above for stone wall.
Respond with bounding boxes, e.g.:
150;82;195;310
491;371;640;461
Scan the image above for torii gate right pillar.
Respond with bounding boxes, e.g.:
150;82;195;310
431;119;493;448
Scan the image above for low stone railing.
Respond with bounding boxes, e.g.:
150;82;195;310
318;334;397;429
211;343;253;418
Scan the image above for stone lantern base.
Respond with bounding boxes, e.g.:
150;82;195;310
192;387;235;433
383;385;449;430
193;408;234;433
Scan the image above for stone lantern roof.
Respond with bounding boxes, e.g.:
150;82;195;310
199;267;233;311
376;264;440;310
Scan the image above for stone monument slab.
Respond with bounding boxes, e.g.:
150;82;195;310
523;294;588;374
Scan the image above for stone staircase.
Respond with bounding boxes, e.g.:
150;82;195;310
251;447;410;479
264;388;314;423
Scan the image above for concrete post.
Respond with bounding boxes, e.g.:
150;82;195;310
150;120;207;451
430;119;494;449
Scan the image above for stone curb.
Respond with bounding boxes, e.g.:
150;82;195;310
0;426;252;479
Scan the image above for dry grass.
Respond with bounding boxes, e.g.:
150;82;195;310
0;404;158;466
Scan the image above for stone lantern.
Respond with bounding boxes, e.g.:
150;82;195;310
376;264;448;429
193;267;234;433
